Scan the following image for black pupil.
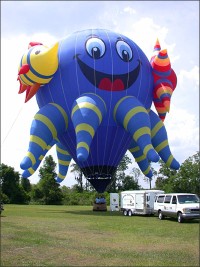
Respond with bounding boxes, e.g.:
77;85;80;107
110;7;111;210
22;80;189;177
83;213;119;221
92;47;100;59
122;50;129;61
35;50;40;55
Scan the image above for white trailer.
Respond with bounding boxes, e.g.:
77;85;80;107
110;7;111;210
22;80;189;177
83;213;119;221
120;190;164;216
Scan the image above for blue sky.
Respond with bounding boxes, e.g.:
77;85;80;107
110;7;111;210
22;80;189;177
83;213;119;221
1;1;199;188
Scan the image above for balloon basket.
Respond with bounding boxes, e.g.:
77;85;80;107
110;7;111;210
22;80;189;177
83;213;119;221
93;203;107;212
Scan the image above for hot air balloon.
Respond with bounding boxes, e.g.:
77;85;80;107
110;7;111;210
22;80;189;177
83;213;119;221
18;29;180;193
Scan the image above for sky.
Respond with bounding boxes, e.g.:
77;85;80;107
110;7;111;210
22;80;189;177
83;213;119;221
1;1;199;189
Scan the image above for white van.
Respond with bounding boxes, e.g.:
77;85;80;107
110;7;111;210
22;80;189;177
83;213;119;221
154;193;200;223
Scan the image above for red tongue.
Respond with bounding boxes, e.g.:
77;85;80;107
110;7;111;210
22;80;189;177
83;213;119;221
98;78;124;91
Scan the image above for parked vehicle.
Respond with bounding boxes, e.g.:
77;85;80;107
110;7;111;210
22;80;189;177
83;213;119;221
154;193;200;223
120;190;164;216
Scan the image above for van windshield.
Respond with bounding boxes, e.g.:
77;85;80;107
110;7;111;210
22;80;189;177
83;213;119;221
177;195;199;204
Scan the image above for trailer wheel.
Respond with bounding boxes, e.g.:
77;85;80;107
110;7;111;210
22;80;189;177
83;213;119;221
123;210;128;216
158;211;164;220
128;210;132;216
177;212;183;223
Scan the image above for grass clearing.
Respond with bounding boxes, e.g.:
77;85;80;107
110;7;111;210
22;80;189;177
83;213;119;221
1;205;199;266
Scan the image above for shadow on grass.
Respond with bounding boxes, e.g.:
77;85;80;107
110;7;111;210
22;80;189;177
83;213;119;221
38;208;200;222
160;217;200;224
40;208;122;217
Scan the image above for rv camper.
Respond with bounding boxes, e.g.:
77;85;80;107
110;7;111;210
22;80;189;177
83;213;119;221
121;190;164;216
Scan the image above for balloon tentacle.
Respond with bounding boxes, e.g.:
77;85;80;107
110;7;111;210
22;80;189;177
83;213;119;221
56;142;72;183
71;93;107;162
22;139;58;178
128;140;153;178
149;109;180;169
114;96;159;163
20;103;68;170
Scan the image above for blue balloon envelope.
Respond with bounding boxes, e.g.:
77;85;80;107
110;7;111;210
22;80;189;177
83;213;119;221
18;29;180;192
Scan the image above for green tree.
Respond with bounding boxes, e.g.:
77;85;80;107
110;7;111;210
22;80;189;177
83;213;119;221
31;184;43;203
21;177;31;193
155;160;178;192
70;162;94;192
37;156;63;204
107;153;132;192
155;152;200;194
70;162;84;192
171;152;200;195
143;163;158;189
0;163;29;204
121;175;141;191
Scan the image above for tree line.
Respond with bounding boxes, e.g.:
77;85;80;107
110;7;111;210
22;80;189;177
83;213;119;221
1;152;199;205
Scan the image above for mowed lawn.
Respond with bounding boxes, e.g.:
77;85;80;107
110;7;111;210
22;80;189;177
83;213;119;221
1;205;199;266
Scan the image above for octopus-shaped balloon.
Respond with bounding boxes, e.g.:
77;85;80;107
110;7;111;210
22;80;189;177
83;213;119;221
18;29;180;192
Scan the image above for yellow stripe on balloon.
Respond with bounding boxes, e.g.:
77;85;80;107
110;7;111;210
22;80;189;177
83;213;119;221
135;154;146;162
27;168;35;175
75;123;95;138
85;93;107;111
27;151;36;165
123;107;147;130
39;155;44;161
151;121;163;138
51;103;68;129
57;174;65;179
34;114;57;138
166;155;173;167
143;144;153;156
133;127;151;141
47;145;52;150
58;159;70;166
56;146;70;155
113;96;132;121
30;135;47;150
71;102;102;123
129;146;140;153
155;140;168;153
77;142;89;152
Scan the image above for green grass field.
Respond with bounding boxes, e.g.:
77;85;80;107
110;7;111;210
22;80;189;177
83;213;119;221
1;205;199;266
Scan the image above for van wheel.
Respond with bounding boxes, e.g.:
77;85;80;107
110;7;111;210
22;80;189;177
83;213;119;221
123;210;128;216
128;210;132;216
177;212;183;223
158;211;164;220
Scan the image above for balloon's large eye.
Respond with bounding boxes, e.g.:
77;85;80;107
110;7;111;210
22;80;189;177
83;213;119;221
86;38;106;59
116;40;133;62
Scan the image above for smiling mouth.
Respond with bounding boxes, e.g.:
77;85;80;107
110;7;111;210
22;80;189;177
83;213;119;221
74;54;141;91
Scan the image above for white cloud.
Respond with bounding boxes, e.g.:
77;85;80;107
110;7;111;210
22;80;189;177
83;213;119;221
123;6;136;15
164;104;199;163
178;66;199;88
